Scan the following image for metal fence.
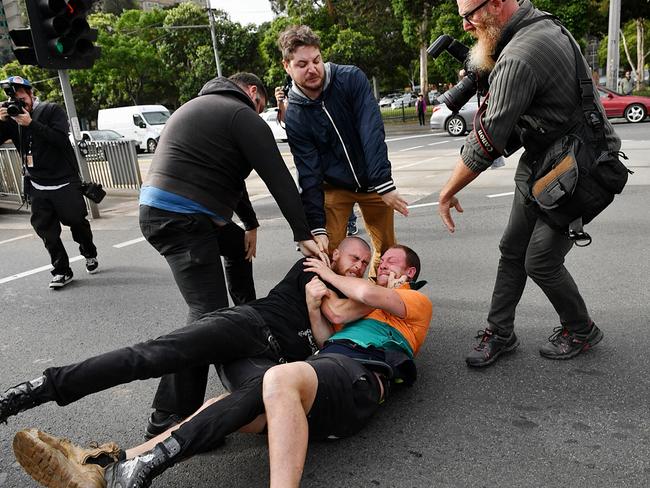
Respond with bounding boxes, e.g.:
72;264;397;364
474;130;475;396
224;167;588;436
0;146;23;203
81;140;142;190
0;140;141;204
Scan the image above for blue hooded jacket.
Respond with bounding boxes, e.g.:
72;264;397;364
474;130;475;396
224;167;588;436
285;63;395;235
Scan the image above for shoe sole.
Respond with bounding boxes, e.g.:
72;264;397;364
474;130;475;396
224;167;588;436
466;337;520;368
13;430;103;488
539;328;604;360
86;268;98;275
49;279;72;289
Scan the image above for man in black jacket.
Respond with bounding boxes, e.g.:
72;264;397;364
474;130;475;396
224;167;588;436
138;72;322;438
0;76;98;289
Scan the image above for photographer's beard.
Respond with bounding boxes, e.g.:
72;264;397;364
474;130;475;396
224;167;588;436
466;17;503;72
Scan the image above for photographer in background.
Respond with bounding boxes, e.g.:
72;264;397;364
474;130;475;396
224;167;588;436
436;0;620;367
0;76;98;289
277;25;409;278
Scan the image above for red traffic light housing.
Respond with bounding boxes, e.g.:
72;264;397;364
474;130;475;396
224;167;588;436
23;0;100;69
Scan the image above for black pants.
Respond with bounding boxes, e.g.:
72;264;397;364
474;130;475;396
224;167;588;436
487;181;590;334
43;305;274;423
29;182;97;276
139;205;256;416
418;111;426;126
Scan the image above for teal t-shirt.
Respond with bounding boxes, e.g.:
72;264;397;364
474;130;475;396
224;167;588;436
328;318;414;358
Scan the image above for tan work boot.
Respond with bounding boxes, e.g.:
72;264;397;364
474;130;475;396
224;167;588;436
13;428;121;488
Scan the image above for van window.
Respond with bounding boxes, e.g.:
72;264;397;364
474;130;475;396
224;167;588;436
133;114;144;127
142;111;170;125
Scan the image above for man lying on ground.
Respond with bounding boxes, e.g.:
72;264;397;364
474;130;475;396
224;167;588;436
9;245;433;488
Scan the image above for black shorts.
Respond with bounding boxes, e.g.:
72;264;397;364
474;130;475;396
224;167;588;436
305;353;383;440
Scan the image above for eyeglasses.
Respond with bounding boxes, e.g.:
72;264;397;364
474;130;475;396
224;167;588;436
460;0;491;24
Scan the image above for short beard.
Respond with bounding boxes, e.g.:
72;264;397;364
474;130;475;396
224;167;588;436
466;19;503;72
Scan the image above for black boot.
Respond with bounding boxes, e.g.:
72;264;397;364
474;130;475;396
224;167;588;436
0;376;49;424
104;436;181;488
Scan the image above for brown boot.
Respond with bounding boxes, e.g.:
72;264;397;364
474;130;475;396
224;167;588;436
13;429;121;488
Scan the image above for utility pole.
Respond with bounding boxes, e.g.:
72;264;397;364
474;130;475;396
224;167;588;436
606;0;621;91
206;0;222;77
59;70;100;218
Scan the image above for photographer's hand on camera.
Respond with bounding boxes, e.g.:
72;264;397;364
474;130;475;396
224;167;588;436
12;108;32;127
274;86;287;123
0;106;8;122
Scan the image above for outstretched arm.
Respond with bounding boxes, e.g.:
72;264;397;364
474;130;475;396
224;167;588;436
304;258;407;318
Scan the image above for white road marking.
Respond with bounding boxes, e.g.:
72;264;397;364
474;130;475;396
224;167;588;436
407;201;439;209
113;237;146;248
385;133;440;143
487;191;515;198
0;255;84;284
427;141;451;146
0;234;32;245
394;157;440;170
399;145;425;152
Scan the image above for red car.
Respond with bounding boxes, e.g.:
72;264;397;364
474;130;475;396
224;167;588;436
597;87;650;123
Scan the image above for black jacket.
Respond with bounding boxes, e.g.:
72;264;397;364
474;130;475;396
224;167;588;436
147;77;311;241
0;102;78;186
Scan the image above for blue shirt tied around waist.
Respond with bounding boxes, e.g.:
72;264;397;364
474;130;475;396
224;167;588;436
140;185;227;224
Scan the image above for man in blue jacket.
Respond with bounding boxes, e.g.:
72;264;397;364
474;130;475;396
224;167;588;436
277;25;409;277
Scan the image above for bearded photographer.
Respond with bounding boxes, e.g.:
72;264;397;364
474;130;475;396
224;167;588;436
0;76;98;289
437;0;621;367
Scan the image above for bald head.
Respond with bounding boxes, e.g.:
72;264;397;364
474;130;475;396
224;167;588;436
331;237;372;278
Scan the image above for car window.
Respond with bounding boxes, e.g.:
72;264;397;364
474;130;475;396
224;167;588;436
142;111;170;125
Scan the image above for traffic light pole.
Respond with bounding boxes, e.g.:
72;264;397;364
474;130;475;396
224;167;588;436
58;69;100;219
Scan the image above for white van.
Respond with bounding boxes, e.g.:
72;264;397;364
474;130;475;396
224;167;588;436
97;105;170;153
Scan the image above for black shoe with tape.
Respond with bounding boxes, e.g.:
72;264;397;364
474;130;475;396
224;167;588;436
104;436;181;488
466;328;519;367
539;323;603;359
0;376;49;424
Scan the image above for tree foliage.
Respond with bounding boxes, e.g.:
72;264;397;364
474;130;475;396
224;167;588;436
1;0;645;122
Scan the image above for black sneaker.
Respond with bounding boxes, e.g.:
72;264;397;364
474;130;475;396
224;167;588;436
49;272;73;289
346;221;358;236
144;412;184;440
466;328;519;367
0;376;47;424
104;436;181;488
539;323;603;360
85;258;99;274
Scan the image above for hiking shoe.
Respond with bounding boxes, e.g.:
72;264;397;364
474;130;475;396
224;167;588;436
0;376;48;424
144;411;184;440
104;436;181;488
539;323;603;360
85;257;99;274
346;220;358;236
13;429;121;488
466;328;520;367
49;272;73;289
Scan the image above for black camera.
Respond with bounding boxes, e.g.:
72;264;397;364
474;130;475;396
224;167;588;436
281;75;292;98
80;181;106;204
1;83;26;117
427;34;489;112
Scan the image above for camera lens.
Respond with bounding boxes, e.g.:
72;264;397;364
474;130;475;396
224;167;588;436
6;104;21;117
436;75;478;113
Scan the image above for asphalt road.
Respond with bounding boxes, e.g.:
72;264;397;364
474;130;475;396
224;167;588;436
0;121;648;487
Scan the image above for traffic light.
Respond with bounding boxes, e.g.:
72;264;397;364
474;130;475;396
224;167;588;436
8;28;38;66
23;0;100;69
